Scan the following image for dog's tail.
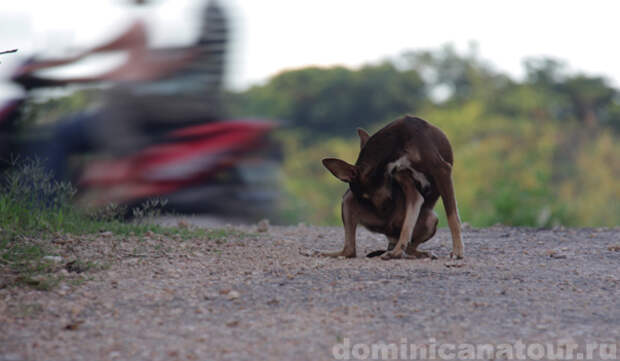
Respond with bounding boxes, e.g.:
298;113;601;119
366;249;387;258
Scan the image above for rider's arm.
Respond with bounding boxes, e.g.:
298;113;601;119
88;21;148;53
16;21;148;76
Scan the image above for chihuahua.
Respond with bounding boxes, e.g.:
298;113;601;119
322;115;464;260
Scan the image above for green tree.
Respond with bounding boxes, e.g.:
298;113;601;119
229;62;427;138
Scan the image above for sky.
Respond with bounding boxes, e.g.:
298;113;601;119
1;0;620;99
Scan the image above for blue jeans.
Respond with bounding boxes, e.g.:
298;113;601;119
34;111;99;182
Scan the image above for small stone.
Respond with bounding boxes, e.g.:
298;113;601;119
227;291;240;300
204;292;218;300
547;250;567;259
71;306;83;318
608;245;620;252
226;320;239;327
43;256;63;263
56;283;71;296
266;298;280;306
100;231;113;237
65;320;84;331
257;219;270;233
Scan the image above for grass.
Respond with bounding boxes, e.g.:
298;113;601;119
0;158;211;238
0;158;249;290
0;236;63;290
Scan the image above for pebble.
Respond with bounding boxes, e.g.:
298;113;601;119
43;256;63;263
227;291;240;300
257;219;270;233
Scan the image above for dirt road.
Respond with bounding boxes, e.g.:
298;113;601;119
1;223;619;360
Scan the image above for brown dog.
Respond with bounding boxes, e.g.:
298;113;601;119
322;115;464;260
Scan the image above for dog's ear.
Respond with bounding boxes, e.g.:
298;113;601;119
357;128;370;149
322;158;358;183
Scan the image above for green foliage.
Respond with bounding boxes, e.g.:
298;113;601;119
230;62;426;139
229;46;620;227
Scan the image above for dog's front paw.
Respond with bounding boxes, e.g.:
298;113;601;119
449;251;464;260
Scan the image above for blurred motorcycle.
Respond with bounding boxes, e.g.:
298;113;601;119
0;55;282;220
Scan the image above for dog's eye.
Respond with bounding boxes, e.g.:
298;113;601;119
362;193;370;199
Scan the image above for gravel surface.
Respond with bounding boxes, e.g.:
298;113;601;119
1;222;619;361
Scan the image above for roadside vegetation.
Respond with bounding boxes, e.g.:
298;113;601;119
0;158;244;290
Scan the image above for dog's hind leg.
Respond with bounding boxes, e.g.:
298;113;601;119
381;170;424;260
431;159;464;259
404;208;438;259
